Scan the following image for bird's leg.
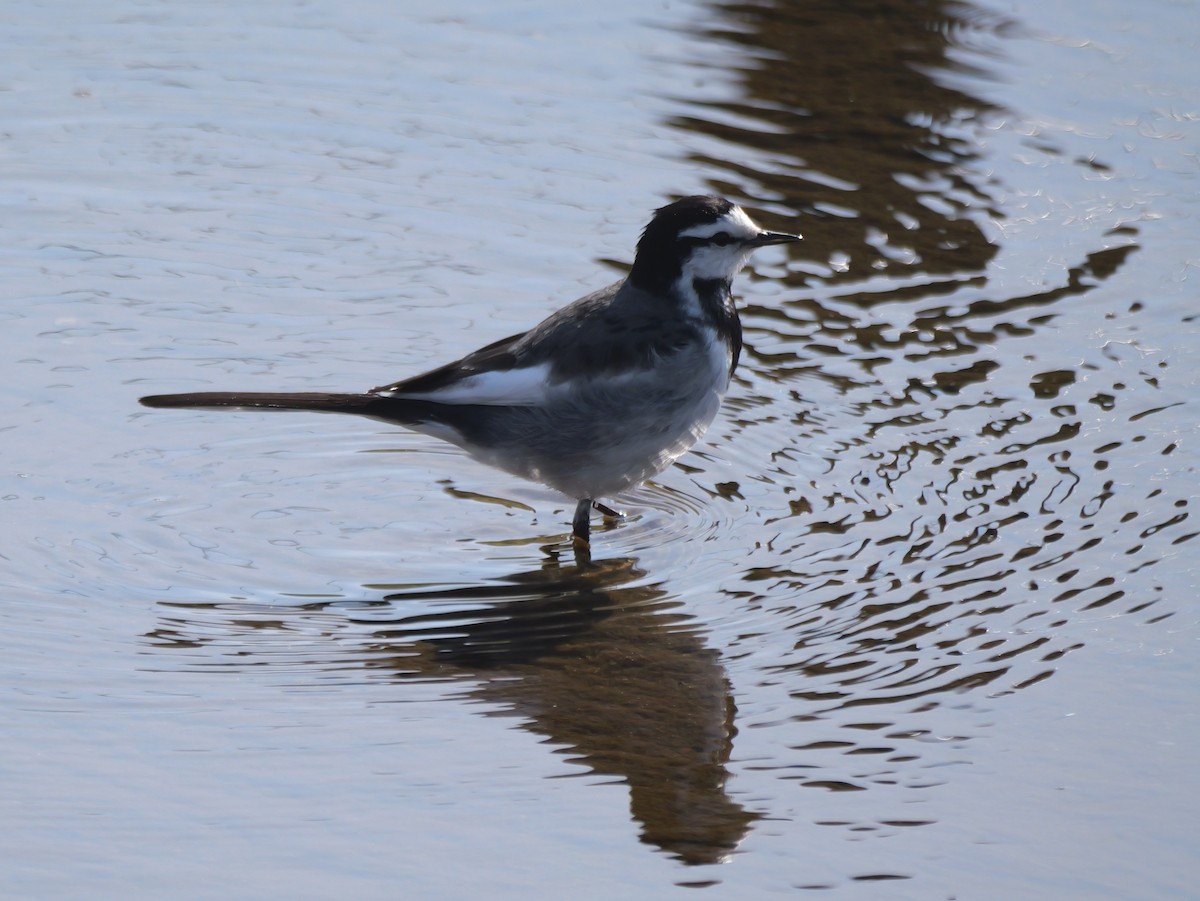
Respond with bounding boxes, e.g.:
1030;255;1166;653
572;497;593;547
592;500;623;521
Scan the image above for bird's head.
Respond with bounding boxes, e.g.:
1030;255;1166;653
630;195;801;294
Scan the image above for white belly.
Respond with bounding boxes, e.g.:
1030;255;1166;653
511;335;732;499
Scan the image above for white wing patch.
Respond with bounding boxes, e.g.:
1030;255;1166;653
381;361;554;406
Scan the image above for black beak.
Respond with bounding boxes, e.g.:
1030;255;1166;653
749;230;802;246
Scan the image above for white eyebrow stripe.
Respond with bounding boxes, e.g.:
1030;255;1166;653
381;362;554;406
677;206;762;240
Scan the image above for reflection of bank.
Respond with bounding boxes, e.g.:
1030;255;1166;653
676;0;1008;283
359;553;757;865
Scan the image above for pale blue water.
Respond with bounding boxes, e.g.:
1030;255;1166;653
2;0;1197;897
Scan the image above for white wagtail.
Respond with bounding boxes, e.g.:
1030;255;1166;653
141;195;800;544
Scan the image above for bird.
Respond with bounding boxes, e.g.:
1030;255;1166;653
140;195;801;545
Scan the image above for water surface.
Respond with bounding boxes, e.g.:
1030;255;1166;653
2;0;1197;897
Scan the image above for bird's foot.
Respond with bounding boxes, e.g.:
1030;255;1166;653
592;500;624;521
571;498;594;546
570;498;621;556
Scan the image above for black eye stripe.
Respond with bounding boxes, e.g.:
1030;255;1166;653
679;232;736;248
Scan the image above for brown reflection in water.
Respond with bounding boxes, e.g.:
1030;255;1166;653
675;0;1012;280
730;239;1192;787
660;0;1194;804
363;553;756;865
148;553;758;866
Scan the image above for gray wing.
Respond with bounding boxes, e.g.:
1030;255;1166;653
509;280;703;383
371;279;702;397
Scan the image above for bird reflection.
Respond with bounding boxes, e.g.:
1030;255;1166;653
146;549;758;865
357;550;758;864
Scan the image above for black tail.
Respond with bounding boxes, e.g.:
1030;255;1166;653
139;391;383;415
139;390;497;436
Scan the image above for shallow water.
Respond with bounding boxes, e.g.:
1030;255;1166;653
2;0;1197;897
